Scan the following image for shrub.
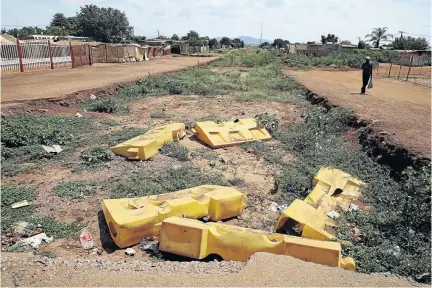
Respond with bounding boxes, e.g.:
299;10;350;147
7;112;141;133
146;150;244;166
81;146;112;164
82;98;130;114
150;111;173;118
255;113;280;136
160;142;189;161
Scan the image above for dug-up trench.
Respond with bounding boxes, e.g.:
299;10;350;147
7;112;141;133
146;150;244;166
0;73;425;287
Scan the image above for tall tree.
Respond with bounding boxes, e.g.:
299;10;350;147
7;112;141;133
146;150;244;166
75;5;133;43
391;36;429;50
46;26;67;36
340;40;353;45
50;13;68;28
259;41;270;48
232;38;244;48
171;33;179;40
358;40;366;49
365;27;393;48
321;34;338;44
272;38;289;48
209;38;219;48
220;37;232;46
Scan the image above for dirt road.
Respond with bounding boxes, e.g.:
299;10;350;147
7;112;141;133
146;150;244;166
1;56;218;103
285;70;431;158
1;253;418;287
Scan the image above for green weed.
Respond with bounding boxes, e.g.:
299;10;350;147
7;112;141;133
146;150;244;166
103;127;148;146
52;180;98;200
150;111;173;118
81;98;130;114
255;113;280;136
160;142;189;161
81;146;112;164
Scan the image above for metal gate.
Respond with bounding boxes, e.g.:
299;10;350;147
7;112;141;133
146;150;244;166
71;45;90;68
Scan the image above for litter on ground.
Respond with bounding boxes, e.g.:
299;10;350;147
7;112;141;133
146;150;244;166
11;200;30;209
17;233;53;249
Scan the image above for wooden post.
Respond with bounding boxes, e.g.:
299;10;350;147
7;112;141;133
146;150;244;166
88;45;92;66
17;39;24;72
48;40;54;69
69;42;75;68
105;44;108;63
406;55;413;81
387;62;392;77
117;46;120;63
397;64;402;79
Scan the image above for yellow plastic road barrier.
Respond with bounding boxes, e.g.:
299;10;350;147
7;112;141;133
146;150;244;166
305;168;365;212
111;123;186;160
102;185;246;248
192;119;272;149
274;199;335;241
158;217;355;271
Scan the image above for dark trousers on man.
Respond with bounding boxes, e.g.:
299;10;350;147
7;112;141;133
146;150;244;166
361;74;370;94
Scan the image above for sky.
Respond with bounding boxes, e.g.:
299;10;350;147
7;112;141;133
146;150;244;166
1;0;431;43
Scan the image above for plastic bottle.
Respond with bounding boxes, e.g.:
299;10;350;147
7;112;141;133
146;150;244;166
80;228;94;250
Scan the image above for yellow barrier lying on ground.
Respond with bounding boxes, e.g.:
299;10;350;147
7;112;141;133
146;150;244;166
192;119;272;148
305;167;365;212
111;123;186;160
158;217;355;271
274;199;335;241
102;185;246;248
275;168;364;241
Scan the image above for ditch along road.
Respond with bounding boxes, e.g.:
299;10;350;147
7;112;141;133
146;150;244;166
1;252;418;287
1;56;218;103
285;69;431;159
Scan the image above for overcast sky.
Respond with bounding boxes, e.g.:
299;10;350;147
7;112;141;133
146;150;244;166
1;0;431;43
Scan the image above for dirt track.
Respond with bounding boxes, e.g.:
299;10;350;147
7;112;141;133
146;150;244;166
285;69;431;158
0;56;218;103
1;253;418;287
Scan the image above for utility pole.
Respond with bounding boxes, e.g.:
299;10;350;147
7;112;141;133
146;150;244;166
157;30;160;38
260;21;263;45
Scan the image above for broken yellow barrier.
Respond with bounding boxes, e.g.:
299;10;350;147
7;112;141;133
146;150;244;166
192;119;272;148
274;199;335;241
305;167;365;212
111;123;186;160
102;185;246;248
158;217;355;271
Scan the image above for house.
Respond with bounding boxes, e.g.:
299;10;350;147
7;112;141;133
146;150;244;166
28;35;58;40
58;35;89;42
397;50;431;66
143;39;172;47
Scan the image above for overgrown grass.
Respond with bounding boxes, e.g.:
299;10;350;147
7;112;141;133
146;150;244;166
255;113;279;136
1;115;95;176
81;146;112;164
52;180;98;200
103;127;149;146
1;186;84;239
160;142;189;161
81;98;130;114
108;164;229;199
185;115;229;129
273;106;431;282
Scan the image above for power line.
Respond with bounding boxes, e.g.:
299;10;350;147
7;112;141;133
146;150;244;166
400;31;431;38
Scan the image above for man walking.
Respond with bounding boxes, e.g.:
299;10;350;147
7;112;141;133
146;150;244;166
361;56;373;94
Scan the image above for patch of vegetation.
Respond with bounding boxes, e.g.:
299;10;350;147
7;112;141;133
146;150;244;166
1;186;84;239
242;141;286;165
1;115;95;176
81;146;112;164
38;251;57;258
103;127;148;146
52;180;98;200
273;106;431;282
99;119;121;127
255;113;280;136
81;97;130;114
210;49;280;68
160;142;189;161
190;148;219;161
150;111;173;118
108;164;229;198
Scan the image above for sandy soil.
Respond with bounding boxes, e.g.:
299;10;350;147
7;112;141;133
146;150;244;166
1;56;218;103
1;252;419;287
285;69;431;158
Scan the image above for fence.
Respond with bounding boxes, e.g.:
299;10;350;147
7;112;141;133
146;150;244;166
1;40;169;73
375;54;431;87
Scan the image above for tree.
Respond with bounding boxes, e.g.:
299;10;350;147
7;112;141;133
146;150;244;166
130;35;146;43
220;37;232;46
66;16;78;35
272;38;289;48
340;40;353;45
358;40;366;49
365;27;393;48
75;5;133;43
232;38;244;48
185;30;199;40
259;41;270;48
50;13;68;28
209;38;219;48
1;28;7;34
321;34;338;44
171;34;179;41
391;36;429;50
46;26;67;36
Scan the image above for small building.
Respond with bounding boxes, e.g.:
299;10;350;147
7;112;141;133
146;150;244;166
397;50;431;66
58;35;89;42
143;39;172;47
28;34;58;40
